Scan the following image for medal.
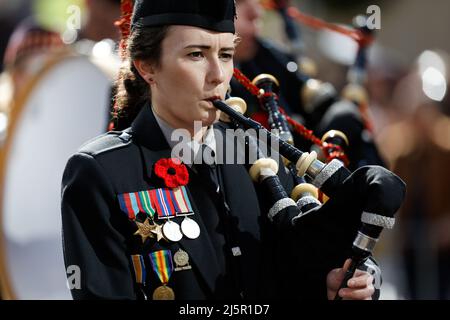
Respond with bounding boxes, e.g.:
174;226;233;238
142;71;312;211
133;218;156;243
162;220;183;242
150;222;165;242
231;246;242;257
180;216;200;239
149;186;199;242
152;285;175;300
173;249;192;271
149;250;175;300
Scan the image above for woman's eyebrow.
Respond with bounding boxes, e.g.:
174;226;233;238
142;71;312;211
184;44;211;49
183;45;235;51
220;47;235;51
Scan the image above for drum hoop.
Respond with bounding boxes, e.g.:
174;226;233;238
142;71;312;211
0;50;79;299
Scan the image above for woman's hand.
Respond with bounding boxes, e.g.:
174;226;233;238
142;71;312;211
327;259;375;300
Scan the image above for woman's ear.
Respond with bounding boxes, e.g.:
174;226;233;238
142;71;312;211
133;59;155;84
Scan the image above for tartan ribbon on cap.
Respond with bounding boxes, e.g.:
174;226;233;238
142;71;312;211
114;0;134;59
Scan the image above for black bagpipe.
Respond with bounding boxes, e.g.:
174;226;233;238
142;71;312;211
232;63;372;171
214;96;406;299
251;73;350;165
219;96;322;231
228;72;350;227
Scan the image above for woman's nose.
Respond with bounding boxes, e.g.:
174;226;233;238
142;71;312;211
207;58;225;86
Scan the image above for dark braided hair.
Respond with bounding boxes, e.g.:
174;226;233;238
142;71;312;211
112;26;169;130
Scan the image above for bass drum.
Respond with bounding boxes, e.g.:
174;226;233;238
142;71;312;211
0;52;113;299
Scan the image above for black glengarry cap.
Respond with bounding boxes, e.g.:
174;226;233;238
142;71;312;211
131;0;236;33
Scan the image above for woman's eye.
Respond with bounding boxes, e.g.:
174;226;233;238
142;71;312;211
220;53;233;61
189;52;204;59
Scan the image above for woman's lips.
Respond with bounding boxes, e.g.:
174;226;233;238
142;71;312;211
205;96;221;102
203;96;221;108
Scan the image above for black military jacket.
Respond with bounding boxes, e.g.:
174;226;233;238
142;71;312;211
61;102;369;300
62;103;290;300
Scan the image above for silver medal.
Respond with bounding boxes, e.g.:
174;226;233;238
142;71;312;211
162;220;183;242
173;249;192;271
180;216;200;239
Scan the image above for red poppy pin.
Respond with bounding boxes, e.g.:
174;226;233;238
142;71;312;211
154;158;189;188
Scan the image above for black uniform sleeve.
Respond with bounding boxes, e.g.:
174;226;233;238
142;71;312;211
61;152;136;300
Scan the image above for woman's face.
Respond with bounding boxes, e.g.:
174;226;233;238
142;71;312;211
150;25;236;133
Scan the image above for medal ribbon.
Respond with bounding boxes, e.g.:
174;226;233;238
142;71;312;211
173;186;193;214
130;254;146;284
118;191;157;220
149;250;174;285
137;190;156;218
150;188;176;218
150;187;193;218
118;193;139;220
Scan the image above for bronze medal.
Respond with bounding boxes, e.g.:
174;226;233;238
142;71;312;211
152;285;175;300
133;218;156;243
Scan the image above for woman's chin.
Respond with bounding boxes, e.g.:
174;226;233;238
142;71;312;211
201;119;216;128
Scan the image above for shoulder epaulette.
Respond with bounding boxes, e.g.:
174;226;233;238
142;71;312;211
78;129;134;156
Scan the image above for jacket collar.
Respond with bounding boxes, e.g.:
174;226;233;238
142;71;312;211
131;102;170;152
